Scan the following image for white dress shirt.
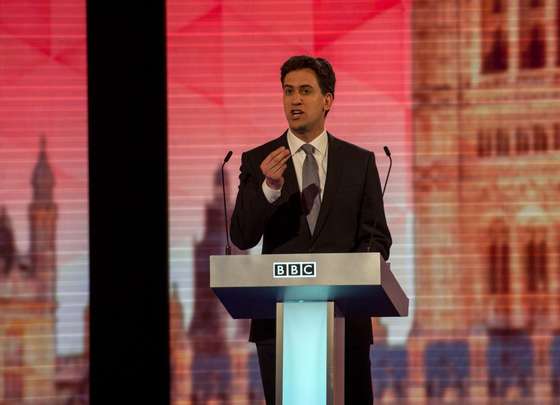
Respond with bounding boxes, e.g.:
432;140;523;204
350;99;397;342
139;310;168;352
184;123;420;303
262;129;328;203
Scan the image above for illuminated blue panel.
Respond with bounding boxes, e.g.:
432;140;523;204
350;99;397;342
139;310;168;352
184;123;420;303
282;302;327;405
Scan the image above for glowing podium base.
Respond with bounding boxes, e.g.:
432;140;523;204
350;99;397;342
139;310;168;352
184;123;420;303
210;252;408;405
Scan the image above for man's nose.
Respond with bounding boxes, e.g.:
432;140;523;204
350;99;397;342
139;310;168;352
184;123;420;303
291;94;302;104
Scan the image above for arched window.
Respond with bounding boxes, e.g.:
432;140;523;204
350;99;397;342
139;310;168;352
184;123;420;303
501;243;510;293
524;229;549;326
516;128;530;154
483;29;509;73
488;224;510;294
496;129;510;156
521;25;546;69
482;0;509;74
489;243;498;293
533;125;548;152
538;241;547;288
526;240;537;292
478;130;493;157
526;239;548;293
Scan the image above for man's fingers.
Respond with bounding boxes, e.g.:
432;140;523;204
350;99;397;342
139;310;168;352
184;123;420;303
269;149;290;168
270;164;287;178
261;149;290;180
267;153;291;174
262;147;288;167
261;149;277;166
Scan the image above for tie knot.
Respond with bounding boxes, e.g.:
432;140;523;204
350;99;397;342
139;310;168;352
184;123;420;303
301;144;315;155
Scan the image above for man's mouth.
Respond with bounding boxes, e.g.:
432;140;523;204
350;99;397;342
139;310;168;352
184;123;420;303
291;109;304;118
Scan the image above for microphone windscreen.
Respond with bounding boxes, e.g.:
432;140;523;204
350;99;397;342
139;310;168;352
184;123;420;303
224;150;233;163
383;146;391;157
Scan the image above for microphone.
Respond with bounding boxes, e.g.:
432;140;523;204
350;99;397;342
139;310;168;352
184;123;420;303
382;146;392;197
366;146;392;253
221;151;233;255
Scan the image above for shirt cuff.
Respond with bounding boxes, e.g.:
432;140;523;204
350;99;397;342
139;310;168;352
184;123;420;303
262;180;282;203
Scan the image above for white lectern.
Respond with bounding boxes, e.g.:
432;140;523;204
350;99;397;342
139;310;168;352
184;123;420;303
210;252;408;405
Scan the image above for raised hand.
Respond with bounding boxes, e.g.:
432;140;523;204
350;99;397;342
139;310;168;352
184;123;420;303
260;146;291;190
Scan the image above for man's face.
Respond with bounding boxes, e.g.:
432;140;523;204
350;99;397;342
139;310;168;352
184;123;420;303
282;68;333;136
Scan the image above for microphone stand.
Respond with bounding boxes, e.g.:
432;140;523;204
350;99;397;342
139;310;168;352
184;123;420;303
221;151;233;255
367;146;392;252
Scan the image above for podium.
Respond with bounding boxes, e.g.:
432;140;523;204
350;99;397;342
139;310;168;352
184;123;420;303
210;252;408;405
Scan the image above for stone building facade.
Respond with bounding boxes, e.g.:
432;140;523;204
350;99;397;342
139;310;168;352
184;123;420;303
408;0;560;401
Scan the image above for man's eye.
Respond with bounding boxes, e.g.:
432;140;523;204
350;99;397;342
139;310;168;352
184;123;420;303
284;88;292;95
301;88;310;95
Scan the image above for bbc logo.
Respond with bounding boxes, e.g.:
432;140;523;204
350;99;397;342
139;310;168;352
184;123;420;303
273;262;317;278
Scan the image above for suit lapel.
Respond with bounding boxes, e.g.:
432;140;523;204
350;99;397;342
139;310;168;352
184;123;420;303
311;133;343;244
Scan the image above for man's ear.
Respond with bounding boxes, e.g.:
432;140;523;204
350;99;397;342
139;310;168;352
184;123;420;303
324;92;333;113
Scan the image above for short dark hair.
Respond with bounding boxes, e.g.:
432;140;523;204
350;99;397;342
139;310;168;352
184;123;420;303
280;55;336;97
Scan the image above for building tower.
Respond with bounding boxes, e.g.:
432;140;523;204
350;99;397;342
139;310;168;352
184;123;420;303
187;168;232;405
29;137;57;299
0;138;57;401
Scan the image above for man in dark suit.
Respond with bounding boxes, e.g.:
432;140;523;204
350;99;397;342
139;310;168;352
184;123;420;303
230;55;391;404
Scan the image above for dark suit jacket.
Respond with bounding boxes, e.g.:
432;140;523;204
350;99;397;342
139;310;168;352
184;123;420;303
230;131;391;346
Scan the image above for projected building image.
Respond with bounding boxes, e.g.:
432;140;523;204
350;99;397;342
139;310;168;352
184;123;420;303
165;0;560;403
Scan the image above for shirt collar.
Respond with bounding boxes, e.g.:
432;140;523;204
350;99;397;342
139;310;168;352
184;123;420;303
287;129;328;157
